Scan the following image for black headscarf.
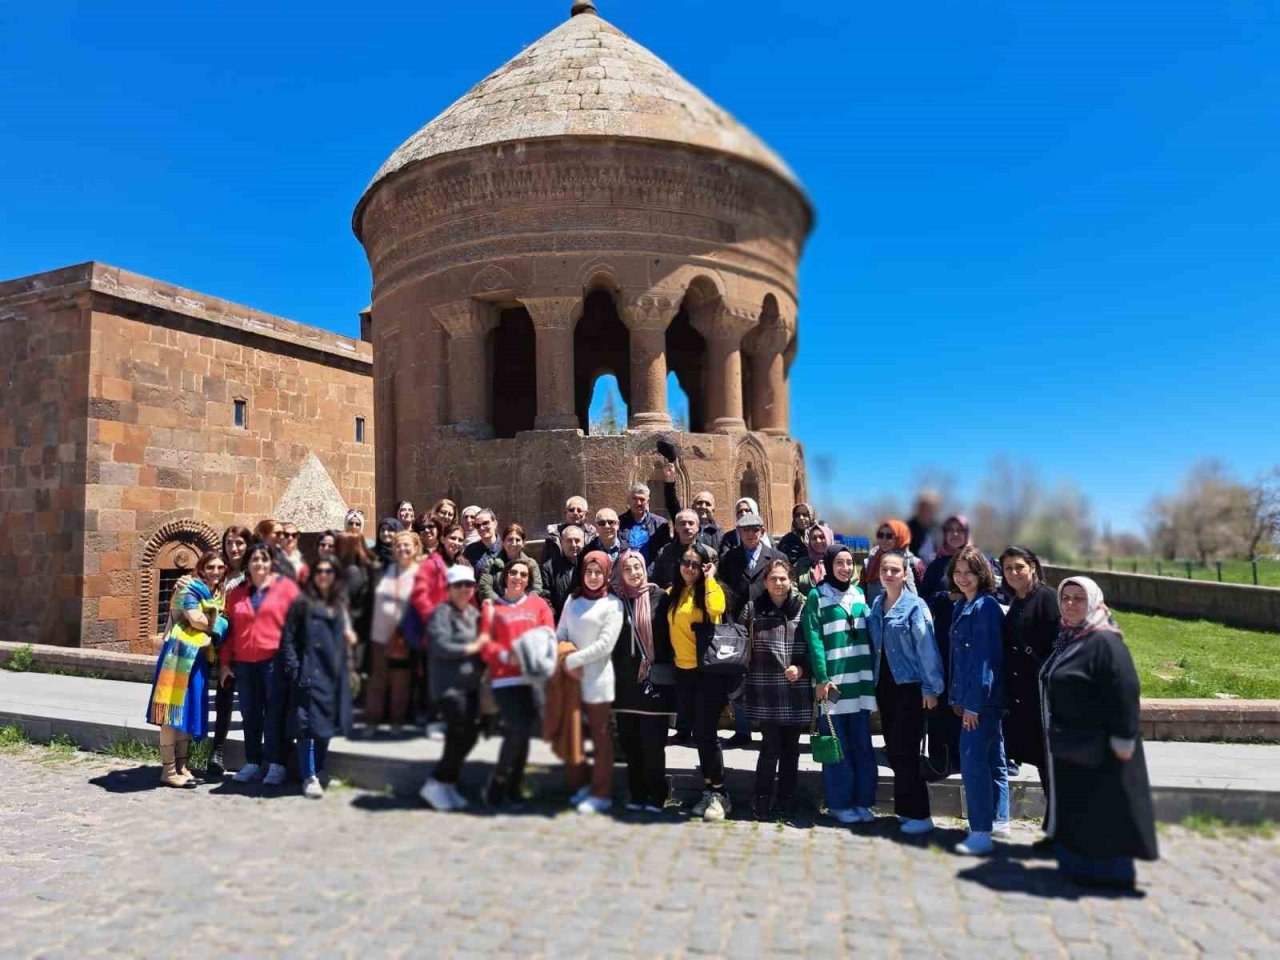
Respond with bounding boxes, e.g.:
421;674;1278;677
374;517;404;566
822;543;855;592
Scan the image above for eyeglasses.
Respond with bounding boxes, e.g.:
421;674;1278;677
596;519;618;526
680;559;703;569
507;569;529;578
876;532;895;540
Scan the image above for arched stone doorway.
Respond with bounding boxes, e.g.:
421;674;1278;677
574;290;631;432
666;300;707;433
135;519;221;650
490;307;537;438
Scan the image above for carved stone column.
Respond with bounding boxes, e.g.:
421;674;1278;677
748;325;792;436
621;293;680;431
692;299;758;434
521;296;580;430
433;299;497;437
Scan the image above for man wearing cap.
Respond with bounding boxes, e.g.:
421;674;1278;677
716;511;787;621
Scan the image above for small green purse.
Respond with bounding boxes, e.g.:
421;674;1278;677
810;699;844;765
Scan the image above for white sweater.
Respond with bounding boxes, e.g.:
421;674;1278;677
558;594;623;704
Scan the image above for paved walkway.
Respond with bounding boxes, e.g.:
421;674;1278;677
3;671;1280;821
0;746;1277;958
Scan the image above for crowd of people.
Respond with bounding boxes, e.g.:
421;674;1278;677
145;476;1158;891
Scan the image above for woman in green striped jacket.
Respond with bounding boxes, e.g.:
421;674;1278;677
802;544;880;824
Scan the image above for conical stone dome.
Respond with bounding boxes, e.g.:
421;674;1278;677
358;3;803;213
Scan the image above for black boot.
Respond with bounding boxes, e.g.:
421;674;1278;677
753;794;773;821
206;746;226;779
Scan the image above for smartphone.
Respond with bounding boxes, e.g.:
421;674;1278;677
826;685;842;704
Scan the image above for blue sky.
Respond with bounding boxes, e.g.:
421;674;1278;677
3;1;1278;534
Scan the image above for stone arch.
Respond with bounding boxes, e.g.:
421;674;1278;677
574;290;631;431
135;518;220;645
576;258;622;299
489;306;537;438
733;435;773;527
666;281;717;433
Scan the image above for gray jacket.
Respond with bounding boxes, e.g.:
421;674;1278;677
426;602;482;699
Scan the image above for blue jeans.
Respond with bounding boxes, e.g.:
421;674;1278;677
959;710;1009;832
821;710;877;811
297;737;330;780
235;660;283;767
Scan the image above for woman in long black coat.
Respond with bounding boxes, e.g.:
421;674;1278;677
280;558;354;799
611;550;676;813
999;546;1060;777
1041;576;1157;890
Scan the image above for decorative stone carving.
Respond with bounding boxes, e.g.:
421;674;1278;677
468;264;517;300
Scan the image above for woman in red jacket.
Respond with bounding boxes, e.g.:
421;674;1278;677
477;557;555;807
222;542;300;786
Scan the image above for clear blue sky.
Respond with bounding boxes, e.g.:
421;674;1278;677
3;1;1278;535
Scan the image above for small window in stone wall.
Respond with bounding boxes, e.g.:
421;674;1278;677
156;568;186;631
233;398;247;428
355;416;366;444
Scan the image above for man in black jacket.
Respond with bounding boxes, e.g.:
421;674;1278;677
542;524;585;618
650;509;707;588
717;512;787;621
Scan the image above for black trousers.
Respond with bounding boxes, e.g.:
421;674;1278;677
493;685;538;797
677;668;732;787
616;712;668;807
877;668;930;820
434;690;480;785
213;674;235;748
755;723;803;802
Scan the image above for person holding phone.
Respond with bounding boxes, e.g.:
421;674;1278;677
803;544;877;825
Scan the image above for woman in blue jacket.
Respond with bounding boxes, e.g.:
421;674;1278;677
947;544;1009;855
868;549;944;835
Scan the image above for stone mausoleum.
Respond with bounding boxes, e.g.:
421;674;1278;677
0;1;812;651
353;1;814;529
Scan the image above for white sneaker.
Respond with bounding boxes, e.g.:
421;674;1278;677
956;831;994;856
900;817;935;835
232;763;263;783
992;820;1012;839
577;796;613;815
419;777;455;811
828;808;859;824
691;789;713;816
643;804;666;815
302;776;324;799
703;791;731;822
446;784;469;810
262;763;288;786
570;784;592;807
853;807;876;823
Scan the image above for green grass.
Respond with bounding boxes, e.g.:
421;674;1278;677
1118;610;1280;699
1078;557;1280;587
0;724;31;752
3;644;34;672
1174;814;1277;839
98;733;160;763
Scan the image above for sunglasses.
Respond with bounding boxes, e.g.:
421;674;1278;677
680;559;703;569
507;569;529;578
596;519;618;526
876;532;896;540
313;567;337;577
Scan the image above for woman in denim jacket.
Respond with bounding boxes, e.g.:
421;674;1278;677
947;545;1009;855
868;549;944;835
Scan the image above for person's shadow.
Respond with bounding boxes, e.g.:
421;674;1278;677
957;858;1146;901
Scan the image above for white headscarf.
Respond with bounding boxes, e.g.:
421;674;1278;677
1055;575;1116;648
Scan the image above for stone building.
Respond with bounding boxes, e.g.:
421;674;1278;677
0;263;374;651
353;1;814;530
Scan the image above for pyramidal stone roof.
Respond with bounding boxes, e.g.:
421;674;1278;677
360;2;801;203
273;453;351;534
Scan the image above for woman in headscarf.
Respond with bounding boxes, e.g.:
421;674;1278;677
373;517;404;569
741;558;809;822
555;551;624;813
861;518;922;608
364;530;421;729
611;549;675;814
793;521;833;594
803;543;878;825
1000;545;1060;807
146;549;228;787
1041;576;1157;890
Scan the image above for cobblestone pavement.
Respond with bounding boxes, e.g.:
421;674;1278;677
1;748;1277;959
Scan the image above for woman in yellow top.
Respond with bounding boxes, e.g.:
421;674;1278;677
666;542;730;821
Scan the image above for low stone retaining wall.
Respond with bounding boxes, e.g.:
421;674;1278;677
0;640;155;683
1044;564;1280;632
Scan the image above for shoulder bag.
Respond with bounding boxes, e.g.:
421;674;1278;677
810;698;844;764
693;604;752;680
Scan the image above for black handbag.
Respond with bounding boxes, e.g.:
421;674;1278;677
1048;723;1108;767
646;662;676;687
918;720;954;783
694;614;752;680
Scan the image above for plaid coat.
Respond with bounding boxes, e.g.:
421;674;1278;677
739;590;812;726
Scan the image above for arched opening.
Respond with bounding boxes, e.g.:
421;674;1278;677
490;307;537;438
739;463;761;510
793;470;804;507
134;519;221;652
587;374;628;435
574;290;630;431
667;371;691;431
666;300;707;433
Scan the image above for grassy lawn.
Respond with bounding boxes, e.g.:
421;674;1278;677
1079;557;1280;587
1117;610;1280;699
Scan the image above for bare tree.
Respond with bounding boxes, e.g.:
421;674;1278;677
1244;467;1280;559
1146;459;1252;563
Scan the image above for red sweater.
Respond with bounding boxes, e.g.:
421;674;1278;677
410;553;449;627
224;575;301;665
478;594;555;686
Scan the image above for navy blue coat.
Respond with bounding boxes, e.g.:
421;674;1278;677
279;595;353;740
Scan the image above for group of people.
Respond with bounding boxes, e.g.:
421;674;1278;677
143;477;1158;892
